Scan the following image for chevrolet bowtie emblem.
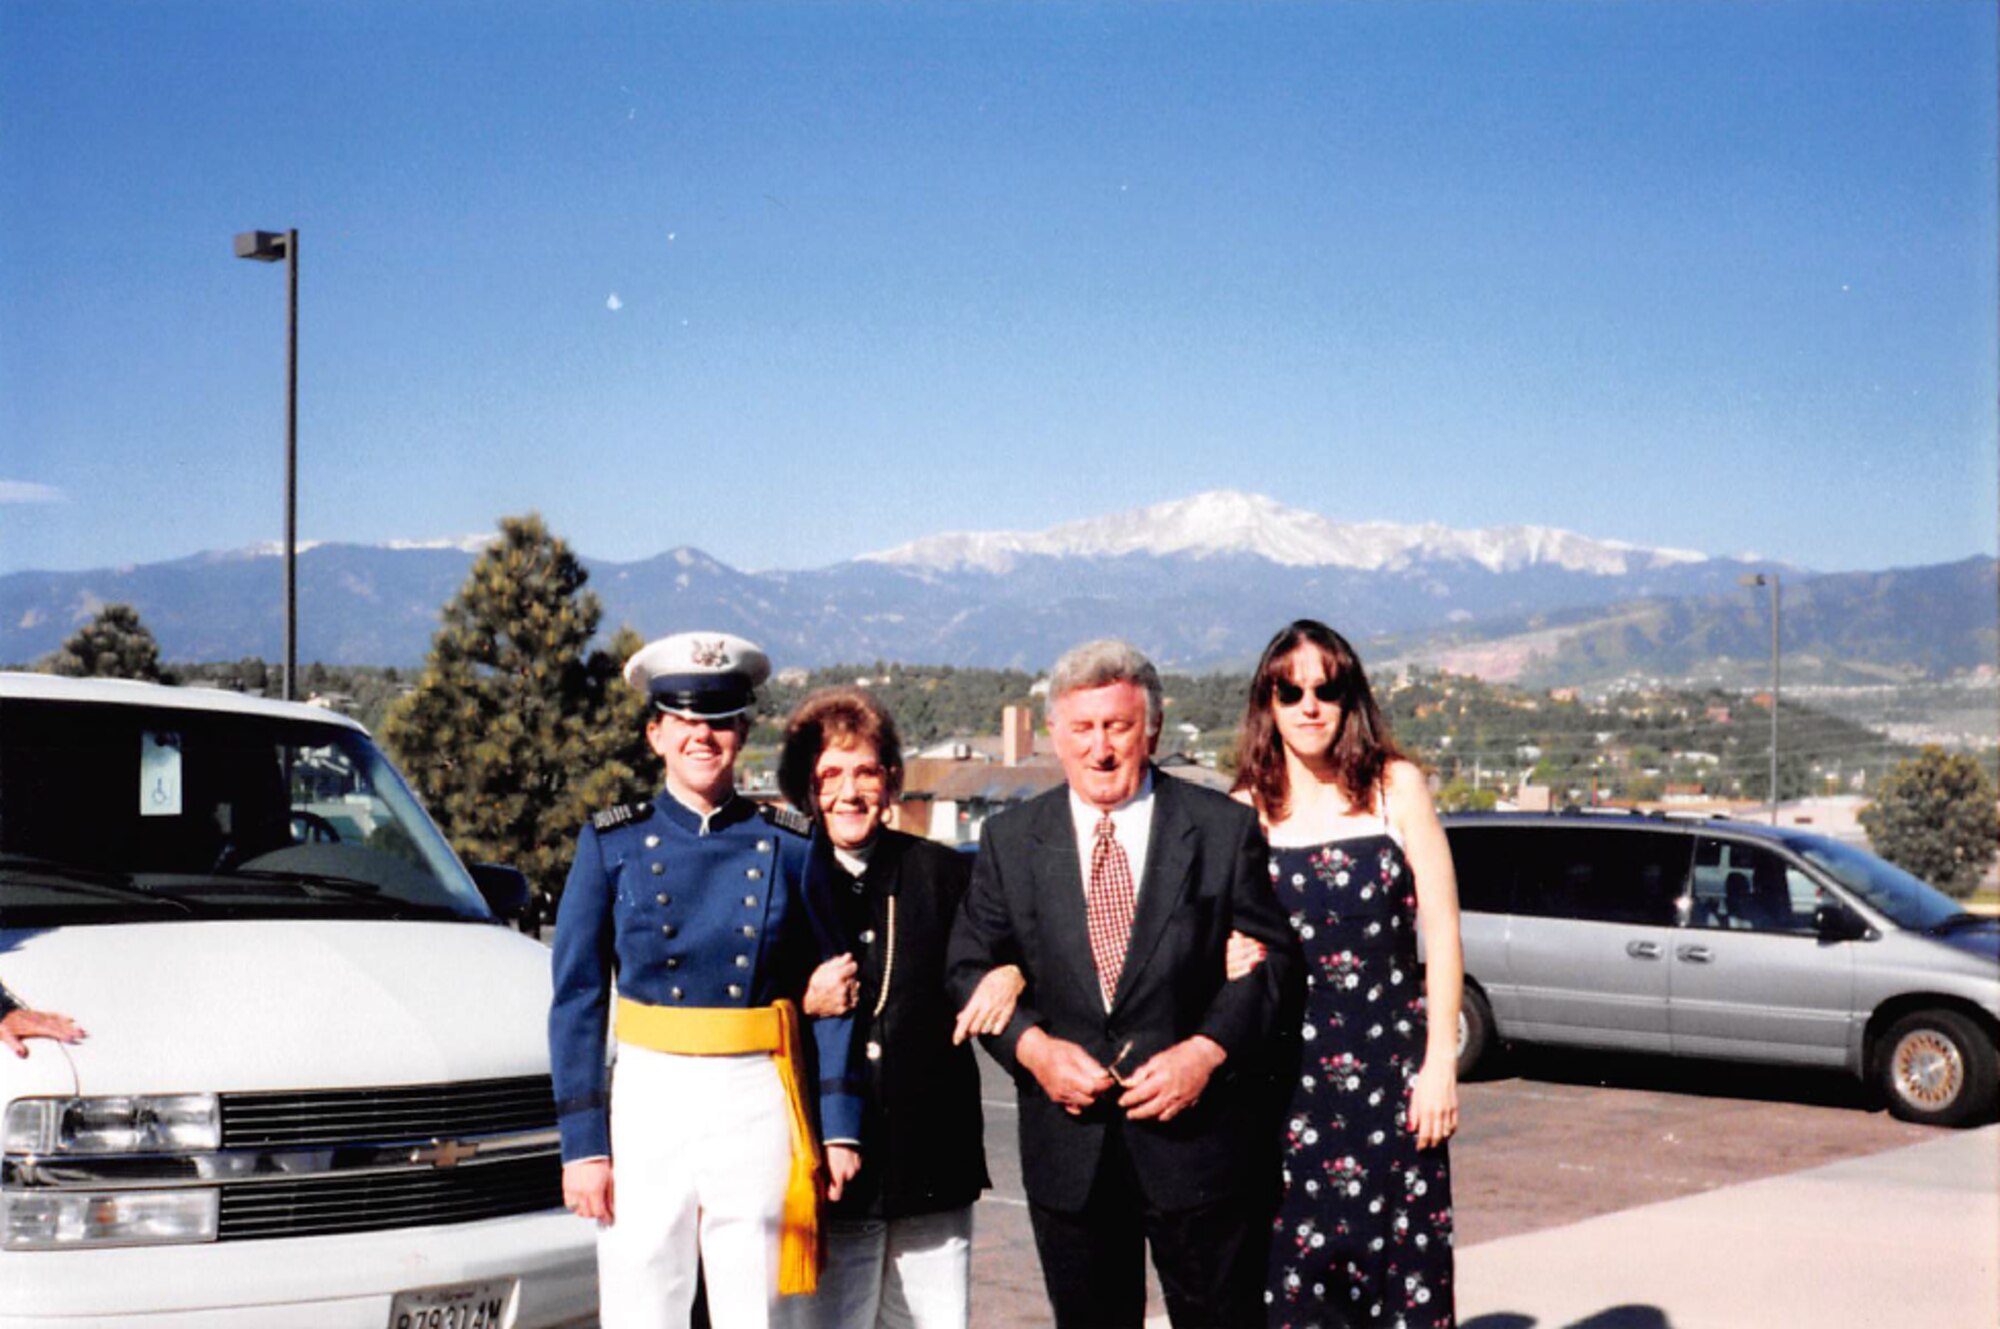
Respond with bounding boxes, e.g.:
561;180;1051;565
413;1138;478;1169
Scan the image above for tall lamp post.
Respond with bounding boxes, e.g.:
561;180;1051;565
233;228;299;701
1738;571;1780;824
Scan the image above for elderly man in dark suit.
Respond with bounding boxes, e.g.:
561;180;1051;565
949;639;1300;1329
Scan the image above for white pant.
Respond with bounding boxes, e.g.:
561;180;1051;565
599;1046;793;1329
774;1206;974;1329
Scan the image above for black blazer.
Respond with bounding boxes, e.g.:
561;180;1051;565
947;770;1299;1214
830;829;990;1221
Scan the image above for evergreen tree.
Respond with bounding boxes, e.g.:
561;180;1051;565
1859;747;2000;899
47;603;170;681
383;515;653;928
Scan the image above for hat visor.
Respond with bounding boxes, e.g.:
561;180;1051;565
650;698;753;722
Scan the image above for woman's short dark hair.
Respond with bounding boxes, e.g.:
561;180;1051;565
1231;619;1405;821
777;686;905;813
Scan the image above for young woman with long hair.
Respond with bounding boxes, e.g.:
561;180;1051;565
1230;619;1462;1329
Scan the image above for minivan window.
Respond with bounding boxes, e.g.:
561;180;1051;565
1784;832;1969;932
1688;836;1821;934
1443;826;1514;914
0;698;489;925
1511;826;1686;926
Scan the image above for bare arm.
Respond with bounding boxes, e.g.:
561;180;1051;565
1388;760;1462;1149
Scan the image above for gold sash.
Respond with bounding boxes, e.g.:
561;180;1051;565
614;997;823;1295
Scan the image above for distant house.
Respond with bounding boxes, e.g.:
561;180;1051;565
898;754;1066;845
891;703;1231;845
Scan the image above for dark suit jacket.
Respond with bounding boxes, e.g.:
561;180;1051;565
826;829;990;1221
947;770;1300;1214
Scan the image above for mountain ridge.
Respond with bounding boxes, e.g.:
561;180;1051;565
1;494;1989;683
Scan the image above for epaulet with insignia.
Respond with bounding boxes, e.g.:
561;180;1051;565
592;801;652;832
759;803;814;837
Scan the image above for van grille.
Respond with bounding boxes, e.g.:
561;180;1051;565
213;1076;562;1239
221;1076;557;1149
218;1155;561;1240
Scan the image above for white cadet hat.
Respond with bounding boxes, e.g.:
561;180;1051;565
623;631;771;720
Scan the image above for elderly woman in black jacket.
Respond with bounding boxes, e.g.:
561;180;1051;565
777;687;1018;1329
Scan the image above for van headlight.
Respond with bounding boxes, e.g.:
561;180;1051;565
3;1189;219;1249
3;1096;224;1248
4;1095;221;1155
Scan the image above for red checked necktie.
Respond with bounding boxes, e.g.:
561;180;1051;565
1085;813;1137;1009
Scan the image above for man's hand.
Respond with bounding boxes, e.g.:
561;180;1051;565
825;1143;862;1202
0;1007;85;1059
562;1159;614;1223
803;954;860;1019
1117;1036;1226;1122
952;964;1026;1045
1017;1026;1114;1115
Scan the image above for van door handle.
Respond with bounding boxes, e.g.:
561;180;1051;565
1677;945;1713;963
1625;940;1662;960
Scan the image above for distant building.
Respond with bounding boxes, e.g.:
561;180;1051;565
1001;705;1034;768
892;709;1231;846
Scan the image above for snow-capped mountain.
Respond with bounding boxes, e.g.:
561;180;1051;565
6;493;1985;680
861;490;1707;576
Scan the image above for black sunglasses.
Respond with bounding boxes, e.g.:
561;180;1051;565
1272;680;1341;706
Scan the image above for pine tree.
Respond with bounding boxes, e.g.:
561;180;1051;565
47;603;170;681
1859;747;2000;900
383;515;653;928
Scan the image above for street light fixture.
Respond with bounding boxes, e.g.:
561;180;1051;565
1738;571;1781;825
233;228;299;701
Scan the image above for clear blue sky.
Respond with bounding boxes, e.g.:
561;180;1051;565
4;1;1995;576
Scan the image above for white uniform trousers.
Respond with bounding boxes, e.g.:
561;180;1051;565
599;1044;794;1329
774;1206;974;1329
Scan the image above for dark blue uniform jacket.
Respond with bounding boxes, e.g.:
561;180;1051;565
548;793;862;1162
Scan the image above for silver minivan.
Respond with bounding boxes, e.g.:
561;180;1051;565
1445;813;2000;1127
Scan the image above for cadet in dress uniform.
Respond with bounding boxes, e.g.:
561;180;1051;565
549;632;862;1329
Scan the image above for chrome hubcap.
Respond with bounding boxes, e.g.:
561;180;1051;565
1891;1029;1964;1110
1456;1011;1468;1057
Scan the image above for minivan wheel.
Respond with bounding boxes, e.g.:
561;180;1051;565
1457;985;1495;1080
1878;1010;1998;1128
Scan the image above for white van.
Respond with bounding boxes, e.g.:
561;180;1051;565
0;674;596;1327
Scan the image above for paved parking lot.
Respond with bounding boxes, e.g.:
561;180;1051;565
966;1046;1980;1328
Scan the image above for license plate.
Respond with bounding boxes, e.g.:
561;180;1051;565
387;1278;517;1329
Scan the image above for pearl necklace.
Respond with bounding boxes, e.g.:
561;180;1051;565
862;894;897;1062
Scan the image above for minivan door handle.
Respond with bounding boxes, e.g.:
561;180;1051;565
1625;940;1663;960
1677;945;1714;964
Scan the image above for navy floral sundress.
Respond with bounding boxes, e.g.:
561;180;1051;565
1264;830;1454;1329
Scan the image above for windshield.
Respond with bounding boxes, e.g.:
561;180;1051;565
1785;832;1968;932
0;697;490;926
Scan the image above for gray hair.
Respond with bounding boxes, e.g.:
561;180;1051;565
1045;639;1163;737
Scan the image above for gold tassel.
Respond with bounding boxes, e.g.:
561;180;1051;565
772;999;824;1296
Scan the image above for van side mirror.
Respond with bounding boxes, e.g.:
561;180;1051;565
1814;902;1868;943
469;863;531;920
